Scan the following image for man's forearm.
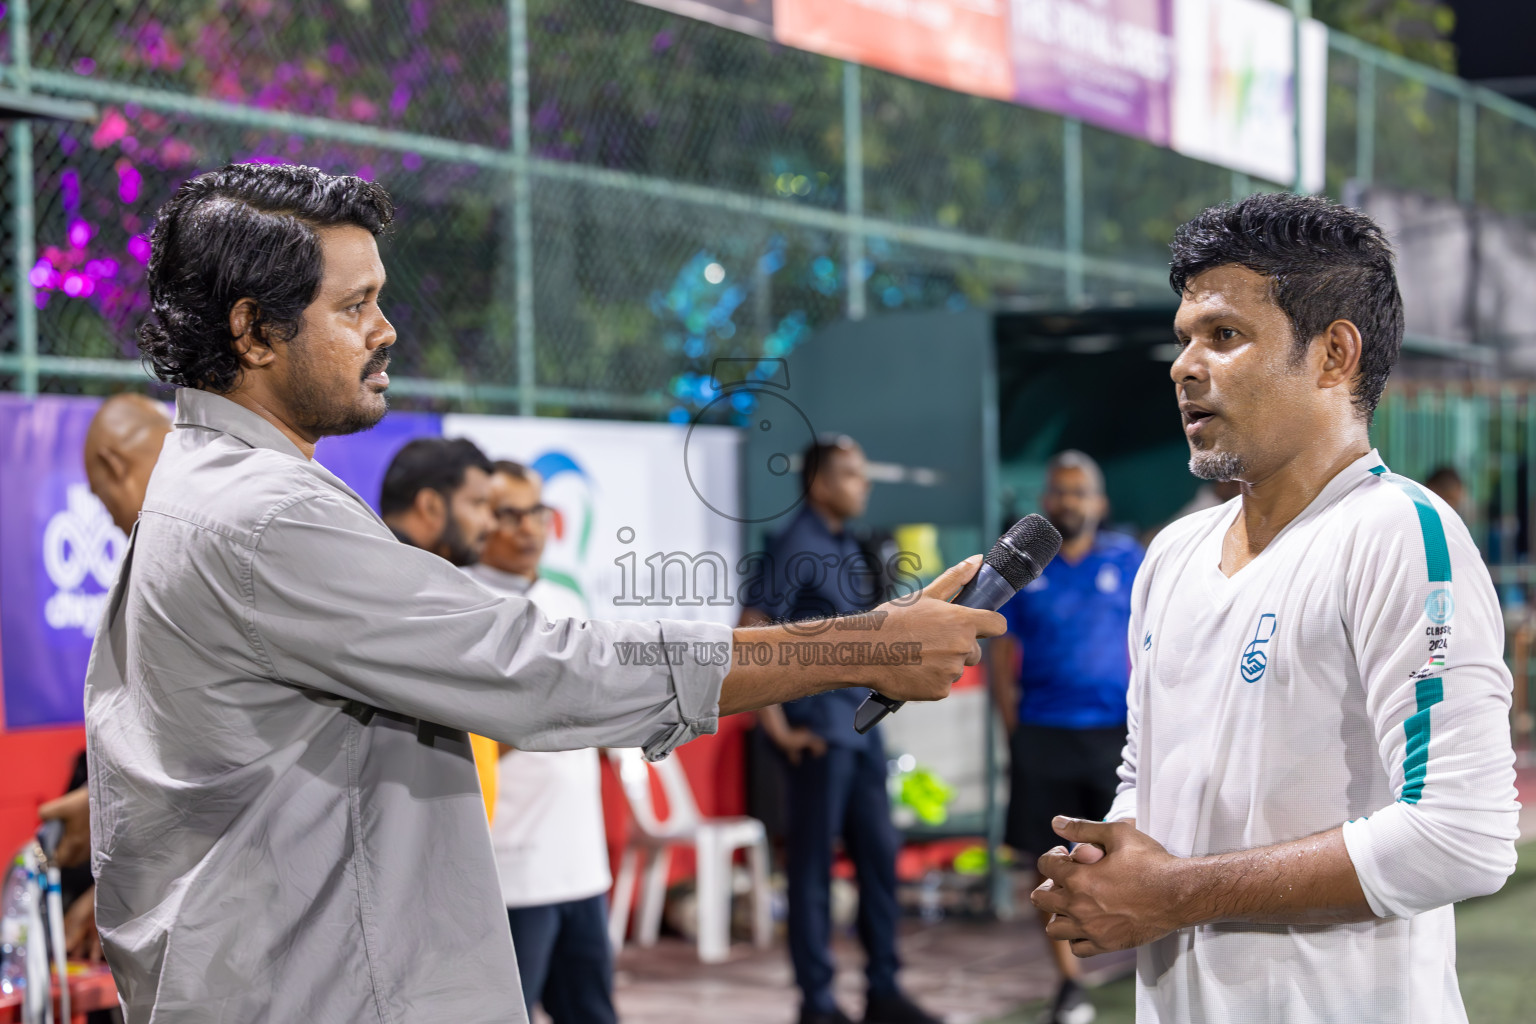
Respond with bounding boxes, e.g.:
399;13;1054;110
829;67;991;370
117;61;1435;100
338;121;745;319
1173;826;1374;927
719;625;873;716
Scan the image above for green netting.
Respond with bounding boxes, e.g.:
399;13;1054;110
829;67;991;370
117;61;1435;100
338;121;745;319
1324;48;1361;197
861;69;1065;249
29;113;514;387
860;239;1066;315
1477;110;1536;220
30;0;511;146
528;0;844;207
0;131;13;356
1081;124;1230;266
531;175;842;402
1371;69;1460;200
4;0;1536;413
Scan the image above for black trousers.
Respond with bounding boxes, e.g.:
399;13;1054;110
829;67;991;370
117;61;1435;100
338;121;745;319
784;742;902;1014
1006;722;1127;859
506;893;617;1024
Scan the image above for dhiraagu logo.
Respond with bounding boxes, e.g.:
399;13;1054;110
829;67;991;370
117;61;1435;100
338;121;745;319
530;451;594;603
43;483;127;636
1240;613;1278;684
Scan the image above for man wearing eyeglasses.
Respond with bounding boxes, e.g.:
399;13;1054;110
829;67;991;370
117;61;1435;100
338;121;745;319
468;460;617;1024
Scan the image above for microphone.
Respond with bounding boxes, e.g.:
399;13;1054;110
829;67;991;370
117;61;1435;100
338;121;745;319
853;514;1063;734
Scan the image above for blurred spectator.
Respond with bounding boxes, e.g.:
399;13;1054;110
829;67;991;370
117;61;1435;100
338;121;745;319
380;437;503;828
36;394;173;978
989;450;1143;1024
468;460;616;1024
83;392;173;535
380;437;496;565
742;434;940;1024
1424;465;1466;516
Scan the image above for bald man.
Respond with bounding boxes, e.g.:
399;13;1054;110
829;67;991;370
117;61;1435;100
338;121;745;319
37;393;172;961
83;393;173;534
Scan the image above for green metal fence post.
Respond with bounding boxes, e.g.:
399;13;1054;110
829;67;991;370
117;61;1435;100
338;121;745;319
1457;90;1477;208
1291;0;1311;193
843;62;865;322
510;0;535;415
1063;117;1083;307
10;0;36;397
1356;57;1375;190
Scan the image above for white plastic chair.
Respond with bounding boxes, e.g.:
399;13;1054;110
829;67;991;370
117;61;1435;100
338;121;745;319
605;747;772;963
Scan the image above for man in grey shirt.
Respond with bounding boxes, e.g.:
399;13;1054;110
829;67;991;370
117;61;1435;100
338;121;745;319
85;162;1003;1023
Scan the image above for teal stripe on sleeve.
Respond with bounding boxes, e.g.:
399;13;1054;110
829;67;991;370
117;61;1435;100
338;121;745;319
1370;465;1452;582
1399;677;1444;804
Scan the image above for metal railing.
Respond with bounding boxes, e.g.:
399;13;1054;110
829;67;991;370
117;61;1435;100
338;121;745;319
0;0;1532;416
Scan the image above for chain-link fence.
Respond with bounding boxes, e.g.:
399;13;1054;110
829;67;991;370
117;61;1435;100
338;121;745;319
1;0;1535;419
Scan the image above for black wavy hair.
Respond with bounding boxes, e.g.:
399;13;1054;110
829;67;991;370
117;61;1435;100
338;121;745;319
380;438;493;518
137;162;395;392
1168;192;1405;420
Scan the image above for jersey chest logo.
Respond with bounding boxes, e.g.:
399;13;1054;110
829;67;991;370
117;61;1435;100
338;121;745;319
1240;613;1278;684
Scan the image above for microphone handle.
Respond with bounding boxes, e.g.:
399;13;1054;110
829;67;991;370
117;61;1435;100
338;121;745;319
853;564;1018;734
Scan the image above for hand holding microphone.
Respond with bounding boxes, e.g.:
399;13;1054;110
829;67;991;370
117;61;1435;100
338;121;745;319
855;515;1063;733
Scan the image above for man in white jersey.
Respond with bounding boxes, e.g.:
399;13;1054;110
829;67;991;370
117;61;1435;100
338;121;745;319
468;460;618;1023
1031;192;1520;1023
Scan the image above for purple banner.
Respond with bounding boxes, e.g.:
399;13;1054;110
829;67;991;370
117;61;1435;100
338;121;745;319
1014;0;1174;146
0;396;127;728
314;412;444;515
0;396;445;728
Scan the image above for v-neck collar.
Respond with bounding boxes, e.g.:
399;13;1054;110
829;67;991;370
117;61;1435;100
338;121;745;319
1205;449;1384;585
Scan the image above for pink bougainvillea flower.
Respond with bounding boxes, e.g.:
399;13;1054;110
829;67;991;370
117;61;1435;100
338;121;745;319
92;108;130;149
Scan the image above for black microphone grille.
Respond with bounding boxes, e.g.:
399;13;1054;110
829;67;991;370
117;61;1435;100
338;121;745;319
986;514;1063;591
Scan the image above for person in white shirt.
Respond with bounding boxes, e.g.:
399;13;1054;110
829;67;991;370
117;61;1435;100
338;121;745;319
468;460;616;1024
1031;192;1520;1023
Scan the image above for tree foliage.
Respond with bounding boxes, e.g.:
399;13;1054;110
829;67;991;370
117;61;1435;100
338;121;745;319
1312;0;1457;73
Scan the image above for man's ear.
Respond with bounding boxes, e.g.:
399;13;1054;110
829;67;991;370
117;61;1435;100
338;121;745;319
1316;319;1363;391
412;487;446;528
94;446;131;486
229;298;277;370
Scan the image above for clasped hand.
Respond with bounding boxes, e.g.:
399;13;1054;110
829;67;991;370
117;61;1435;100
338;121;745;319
1030;816;1192;957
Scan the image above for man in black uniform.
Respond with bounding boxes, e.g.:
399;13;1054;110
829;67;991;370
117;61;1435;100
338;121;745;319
742;435;939;1024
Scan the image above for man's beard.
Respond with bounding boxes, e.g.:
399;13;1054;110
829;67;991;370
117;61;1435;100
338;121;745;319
284;344;389;438
438;511;481;568
1190;450;1247;481
1047;512;1087;542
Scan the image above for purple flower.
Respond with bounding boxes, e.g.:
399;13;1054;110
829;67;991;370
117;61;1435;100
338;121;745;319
390;83;411;118
652;30;673;54
117;163;141;205
402;151;423;172
67;219;92;249
61;170;80;211
73;57;96;75
127;236;151;265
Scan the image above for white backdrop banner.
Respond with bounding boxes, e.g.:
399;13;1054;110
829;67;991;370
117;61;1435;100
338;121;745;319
1171;0;1328;190
444;415;743;626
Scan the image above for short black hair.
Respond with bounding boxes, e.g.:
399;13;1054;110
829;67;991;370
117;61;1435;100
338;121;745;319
1426;466;1462;490
801;433;860;492
492;459;533;481
138;162;395;393
1169;192;1405;420
380;438;493;517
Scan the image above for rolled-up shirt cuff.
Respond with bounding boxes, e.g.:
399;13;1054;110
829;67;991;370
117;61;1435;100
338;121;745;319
640;619;732;761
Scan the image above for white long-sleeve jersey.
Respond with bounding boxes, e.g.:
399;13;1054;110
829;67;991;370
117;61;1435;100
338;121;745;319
1109;450;1520;1023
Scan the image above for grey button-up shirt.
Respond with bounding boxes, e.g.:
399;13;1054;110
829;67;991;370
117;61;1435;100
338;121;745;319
84;389;730;1023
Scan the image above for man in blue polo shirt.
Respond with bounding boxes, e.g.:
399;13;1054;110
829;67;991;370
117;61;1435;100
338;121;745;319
742;434;939;1024
991;449;1142;1024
